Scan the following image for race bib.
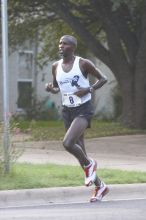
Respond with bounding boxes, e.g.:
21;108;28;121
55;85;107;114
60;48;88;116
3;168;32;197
62;93;82;107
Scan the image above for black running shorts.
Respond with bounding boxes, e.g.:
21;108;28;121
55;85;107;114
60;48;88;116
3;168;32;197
62;100;94;129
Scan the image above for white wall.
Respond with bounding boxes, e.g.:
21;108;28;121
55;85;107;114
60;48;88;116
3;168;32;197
0;51;18;120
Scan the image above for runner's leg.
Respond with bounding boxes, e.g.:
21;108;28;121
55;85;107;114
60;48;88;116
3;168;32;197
76;134;87;156
63;117;90;167
63;116;101;186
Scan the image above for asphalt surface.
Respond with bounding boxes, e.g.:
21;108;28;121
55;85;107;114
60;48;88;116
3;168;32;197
0;134;146;210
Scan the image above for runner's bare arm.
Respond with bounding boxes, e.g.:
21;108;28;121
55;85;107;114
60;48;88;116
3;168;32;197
45;62;60;94
74;58;107;97
82;59;107;90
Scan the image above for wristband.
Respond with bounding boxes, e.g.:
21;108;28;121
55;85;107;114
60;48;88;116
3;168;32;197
89;86;94;93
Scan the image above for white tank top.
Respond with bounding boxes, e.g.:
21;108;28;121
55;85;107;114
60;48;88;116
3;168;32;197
56;56;91;107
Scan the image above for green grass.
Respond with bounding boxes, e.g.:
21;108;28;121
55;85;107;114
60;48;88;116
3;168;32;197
0;119;145;190
12;119;146;141
0;163;146;190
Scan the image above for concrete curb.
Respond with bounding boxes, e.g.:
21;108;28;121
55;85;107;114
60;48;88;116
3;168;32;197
0;183;146;208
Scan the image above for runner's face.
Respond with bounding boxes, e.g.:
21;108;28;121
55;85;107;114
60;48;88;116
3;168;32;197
59;37;74;57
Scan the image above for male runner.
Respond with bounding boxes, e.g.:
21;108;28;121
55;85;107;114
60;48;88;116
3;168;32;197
46;35;109;202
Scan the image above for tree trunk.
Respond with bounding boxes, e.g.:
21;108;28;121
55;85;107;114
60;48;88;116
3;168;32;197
120;75;135;127
102;15;135;127
50;0;146;129
134;8;146;129
134;49;146;126
134;68;146;129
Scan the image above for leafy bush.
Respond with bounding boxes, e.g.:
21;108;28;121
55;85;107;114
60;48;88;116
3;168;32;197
15;96;59;121
25;97;59;120
0;121;24;174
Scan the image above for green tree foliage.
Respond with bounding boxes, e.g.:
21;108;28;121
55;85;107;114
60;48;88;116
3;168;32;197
4;0;146;128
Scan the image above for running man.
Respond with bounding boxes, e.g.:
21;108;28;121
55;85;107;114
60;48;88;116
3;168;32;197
46;35;109;202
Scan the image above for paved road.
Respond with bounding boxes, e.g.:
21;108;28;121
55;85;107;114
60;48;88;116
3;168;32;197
0;199;146;220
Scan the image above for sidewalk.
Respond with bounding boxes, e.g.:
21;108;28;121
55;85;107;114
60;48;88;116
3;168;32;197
16;134;146;171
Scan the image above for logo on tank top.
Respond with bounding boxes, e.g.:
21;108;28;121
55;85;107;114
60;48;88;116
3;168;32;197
59;75;80;88
71;75;80;88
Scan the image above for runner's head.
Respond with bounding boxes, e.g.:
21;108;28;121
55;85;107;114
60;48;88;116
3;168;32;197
60;35;77;49
59;35;77;57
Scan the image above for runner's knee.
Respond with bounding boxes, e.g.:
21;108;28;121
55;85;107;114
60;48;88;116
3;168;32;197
63;137;74;151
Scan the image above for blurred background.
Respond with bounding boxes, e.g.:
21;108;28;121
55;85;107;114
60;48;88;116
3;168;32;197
0;0;146;172
1;0;146;128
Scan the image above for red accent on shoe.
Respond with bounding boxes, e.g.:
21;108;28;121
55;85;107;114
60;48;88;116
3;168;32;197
90;184;109;202
84;160;97;187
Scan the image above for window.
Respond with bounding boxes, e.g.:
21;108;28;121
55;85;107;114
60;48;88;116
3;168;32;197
17;81;32;109
17;50;33;109
18;51;33;79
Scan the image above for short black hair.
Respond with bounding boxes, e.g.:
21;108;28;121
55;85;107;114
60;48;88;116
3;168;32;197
60;35;77;48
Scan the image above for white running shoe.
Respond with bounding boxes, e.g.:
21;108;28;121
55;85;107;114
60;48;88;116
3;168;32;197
90;181;109;202
84;159;97;187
